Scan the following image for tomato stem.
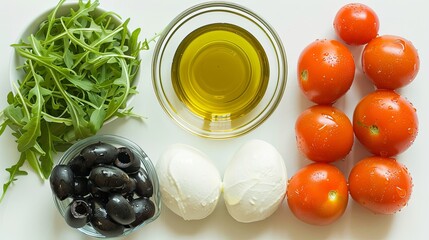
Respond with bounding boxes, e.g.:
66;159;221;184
369;125;379;135
357;121;379;136
301;69;308;81
328;190;337;201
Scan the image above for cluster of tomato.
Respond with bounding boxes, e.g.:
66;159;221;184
286;3;420;226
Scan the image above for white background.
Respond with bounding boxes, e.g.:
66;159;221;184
1;0;428;239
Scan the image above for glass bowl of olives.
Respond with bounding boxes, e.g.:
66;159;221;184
50;135;161;238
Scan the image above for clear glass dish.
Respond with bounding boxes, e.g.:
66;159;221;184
152;1;287;139
52;134;161;238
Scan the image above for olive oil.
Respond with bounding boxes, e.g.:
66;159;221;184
171;23;269;121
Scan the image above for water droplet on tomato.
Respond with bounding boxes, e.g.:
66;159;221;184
323;114;334;121
394;39;406;51
396;186;407;199
391;97;399;103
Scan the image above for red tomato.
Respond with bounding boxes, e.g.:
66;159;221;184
333;3;379;45
287;163;348;225
353;90;418;157
362;35;420;89
349;156;413;214
295;105;353;163
297;39;355;104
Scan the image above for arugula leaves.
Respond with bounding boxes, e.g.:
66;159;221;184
0;0;147;202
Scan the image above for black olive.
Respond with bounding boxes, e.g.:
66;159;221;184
64;199;91;228
50;165;74;200
73;177;90;197
131;169;153;198
81;142;118;167
90;199;124;237
106;194;136;225
129;197;155;227
114;147;141;174
116;177;136;196
89;165;131;192
68;155;91;177
88;180;109;201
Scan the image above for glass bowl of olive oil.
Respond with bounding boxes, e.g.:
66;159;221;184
152;2;287;139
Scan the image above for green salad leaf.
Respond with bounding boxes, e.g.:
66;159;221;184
0;0;149;202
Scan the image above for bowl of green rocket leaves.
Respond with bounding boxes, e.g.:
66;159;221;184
0;0;149;202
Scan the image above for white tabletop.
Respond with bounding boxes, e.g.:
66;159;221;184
1;0;428;239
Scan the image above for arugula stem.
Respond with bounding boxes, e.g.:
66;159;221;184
69;95;98;109
41;112;73;126
104;58;130;119
11;82;31;120
14;48;79;79
0;154;27;202
45;0;66;40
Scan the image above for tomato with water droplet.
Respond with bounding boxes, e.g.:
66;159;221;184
297;39;355;104
362;35;420;89
286;163;348;225
333;3;379;45
353;90;418;157
295;105;354;162
348;156;413;214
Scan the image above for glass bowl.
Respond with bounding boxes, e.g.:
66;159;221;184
51;134;161;238
152;1;287;139
9;1;141;124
